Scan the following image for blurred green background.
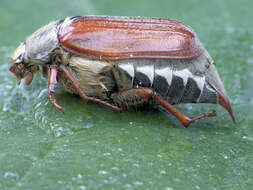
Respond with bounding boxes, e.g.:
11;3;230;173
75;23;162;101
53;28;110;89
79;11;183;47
0;0;252;189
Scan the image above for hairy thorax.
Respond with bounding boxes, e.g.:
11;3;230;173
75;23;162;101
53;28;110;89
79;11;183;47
57;55;116;100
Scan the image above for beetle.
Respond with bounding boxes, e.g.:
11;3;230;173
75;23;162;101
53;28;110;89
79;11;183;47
9;16;235;127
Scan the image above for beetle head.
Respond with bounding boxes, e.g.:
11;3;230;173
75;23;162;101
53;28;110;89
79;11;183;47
9;43;38;85
9;20;60;85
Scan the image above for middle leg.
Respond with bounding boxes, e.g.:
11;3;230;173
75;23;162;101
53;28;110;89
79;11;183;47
59;65;122;112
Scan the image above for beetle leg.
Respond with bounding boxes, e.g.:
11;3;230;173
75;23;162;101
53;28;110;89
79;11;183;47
48;65;64;112
112;88;216;128
153;93;216;128
111;88;152;108
59;65;122;112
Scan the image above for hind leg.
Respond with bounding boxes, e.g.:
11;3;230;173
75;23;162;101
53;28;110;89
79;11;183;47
111;88;152;108
111;88;216;128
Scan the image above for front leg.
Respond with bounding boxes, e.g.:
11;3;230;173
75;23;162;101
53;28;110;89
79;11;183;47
48;64;64;111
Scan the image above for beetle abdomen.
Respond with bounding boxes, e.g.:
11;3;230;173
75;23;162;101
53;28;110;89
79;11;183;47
114;50;217;105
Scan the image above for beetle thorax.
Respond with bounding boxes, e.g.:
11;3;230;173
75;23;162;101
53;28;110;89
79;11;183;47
25;20;60;64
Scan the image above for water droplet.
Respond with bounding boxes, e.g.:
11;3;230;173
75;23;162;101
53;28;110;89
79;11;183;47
226;27;234;33
125;184;132;188
84;124;94;129
174;178;181;182
99;170;108;174
82;152;87;156
79;186;86;190
242;136;253;142
4;171;19;179
103;152;111;156
222;154;228;159
38;172;43;176
54;127;64;137
133;181;143;186
112;167;119;171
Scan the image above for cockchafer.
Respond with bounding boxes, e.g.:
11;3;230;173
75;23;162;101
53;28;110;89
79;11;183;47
9;16;235;127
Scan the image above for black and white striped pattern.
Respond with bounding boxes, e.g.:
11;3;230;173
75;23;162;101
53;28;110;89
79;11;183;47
117;59;217;104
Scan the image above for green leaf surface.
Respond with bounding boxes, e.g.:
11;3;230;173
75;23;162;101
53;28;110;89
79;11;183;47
0;0;253;189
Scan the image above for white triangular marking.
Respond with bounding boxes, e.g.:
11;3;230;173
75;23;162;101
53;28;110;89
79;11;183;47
136;65;154;85
155;67;172;86
173;69;190;86
119;63;134;78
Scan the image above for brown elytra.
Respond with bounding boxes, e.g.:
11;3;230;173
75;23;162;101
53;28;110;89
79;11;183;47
59;16;203;61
